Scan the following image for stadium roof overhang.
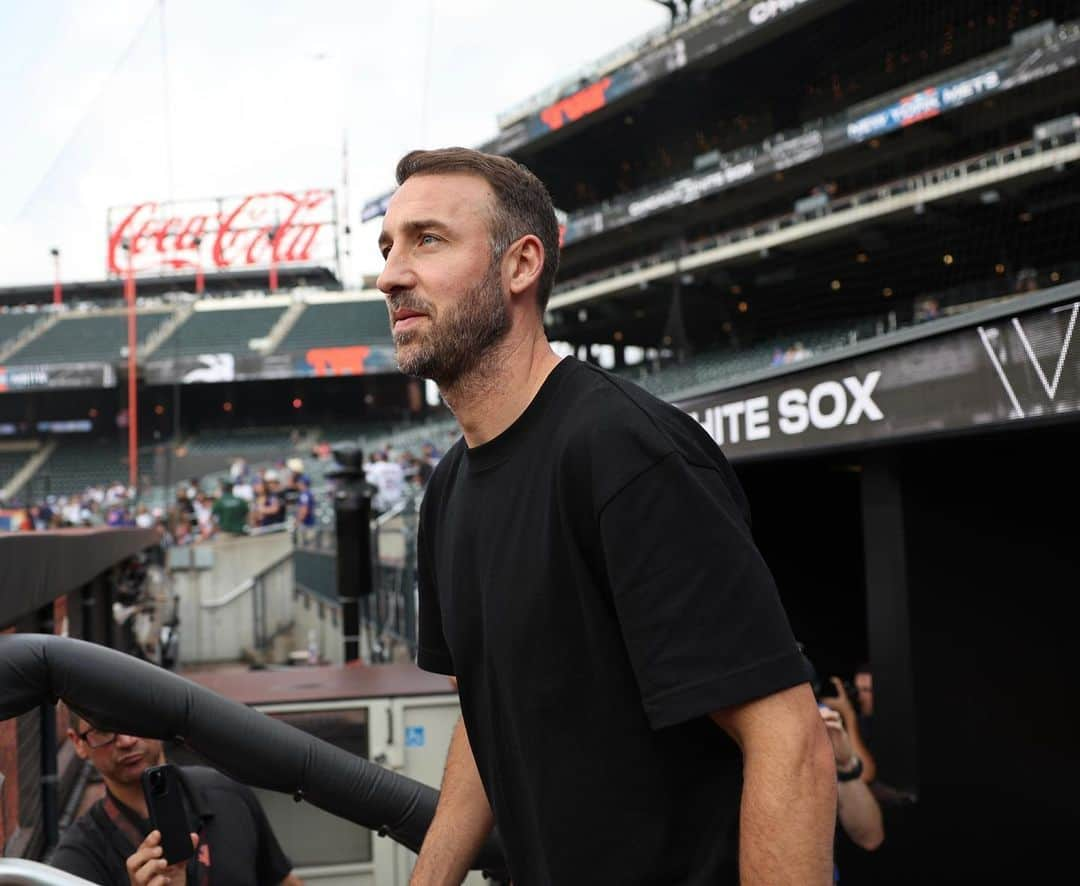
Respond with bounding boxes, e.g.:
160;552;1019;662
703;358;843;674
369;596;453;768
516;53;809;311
0;265;342;309
482;0;855;159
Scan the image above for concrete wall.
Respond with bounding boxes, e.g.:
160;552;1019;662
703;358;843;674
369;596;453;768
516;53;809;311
172;532;295;664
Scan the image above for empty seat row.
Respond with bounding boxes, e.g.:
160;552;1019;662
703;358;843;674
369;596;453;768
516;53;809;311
6;313;172;364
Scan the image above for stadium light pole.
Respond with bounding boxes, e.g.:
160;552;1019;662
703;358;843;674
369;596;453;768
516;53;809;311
267;224;280;293
50;247;62;305
121;239;139;493
193;234;205;294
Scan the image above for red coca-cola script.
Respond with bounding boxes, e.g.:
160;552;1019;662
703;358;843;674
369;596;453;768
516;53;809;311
107;189;333;276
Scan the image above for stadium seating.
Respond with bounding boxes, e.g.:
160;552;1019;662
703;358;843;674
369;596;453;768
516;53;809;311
275;300;391;353
6;313;172;364
0;312;43;352
155;306;284;357
32;440;134;495
622;327;854;400
183;426;309;458
0;450;31;486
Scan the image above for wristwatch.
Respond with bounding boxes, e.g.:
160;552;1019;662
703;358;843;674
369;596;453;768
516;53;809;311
837;755;863;782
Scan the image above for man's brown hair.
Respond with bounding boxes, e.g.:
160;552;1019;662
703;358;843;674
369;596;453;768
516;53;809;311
395;147;561;313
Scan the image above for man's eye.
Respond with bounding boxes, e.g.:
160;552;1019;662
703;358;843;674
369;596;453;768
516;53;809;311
420;233;440;246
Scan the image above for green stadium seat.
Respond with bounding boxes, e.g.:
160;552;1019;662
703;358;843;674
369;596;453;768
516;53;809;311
275;301;391;354
155;307;285;358
7;313;171;364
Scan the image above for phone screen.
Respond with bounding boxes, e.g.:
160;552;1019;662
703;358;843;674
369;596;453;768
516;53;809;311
141;764;195;865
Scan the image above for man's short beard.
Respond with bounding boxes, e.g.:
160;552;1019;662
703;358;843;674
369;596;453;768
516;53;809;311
393;260;511;386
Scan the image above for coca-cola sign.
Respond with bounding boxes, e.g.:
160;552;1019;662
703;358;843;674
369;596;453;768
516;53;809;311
106;189;336;277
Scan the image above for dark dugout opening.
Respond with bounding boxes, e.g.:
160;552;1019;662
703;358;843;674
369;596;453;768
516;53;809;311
735;456;868;696
733;418;1080;883
895;421;1079;882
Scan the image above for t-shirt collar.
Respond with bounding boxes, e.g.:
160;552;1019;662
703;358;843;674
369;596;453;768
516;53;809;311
464;356;575;473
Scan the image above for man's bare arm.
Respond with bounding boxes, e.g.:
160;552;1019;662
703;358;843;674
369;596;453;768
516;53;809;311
409;716;494;886
837;774;884;850
711;683;837;885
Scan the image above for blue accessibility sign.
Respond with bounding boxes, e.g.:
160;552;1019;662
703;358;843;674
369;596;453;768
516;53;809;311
404;726;426;748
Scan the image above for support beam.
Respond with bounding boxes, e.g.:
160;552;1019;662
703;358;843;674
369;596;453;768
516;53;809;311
36;604;59;853
860;454;919;793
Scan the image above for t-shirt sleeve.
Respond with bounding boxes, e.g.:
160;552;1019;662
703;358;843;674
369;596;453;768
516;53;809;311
599;452;811;730
416;505;455;675
236;783;294;885
48;825;113;884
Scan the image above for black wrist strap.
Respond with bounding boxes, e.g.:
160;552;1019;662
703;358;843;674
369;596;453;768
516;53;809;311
837;755;863;782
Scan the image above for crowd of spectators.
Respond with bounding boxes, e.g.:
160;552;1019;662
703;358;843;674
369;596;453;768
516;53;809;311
5;435;447;540
12;483;156;533
163;439;444;544
771;341;814;367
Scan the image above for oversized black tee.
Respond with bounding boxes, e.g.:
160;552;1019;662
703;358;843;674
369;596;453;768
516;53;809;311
417;357;811;885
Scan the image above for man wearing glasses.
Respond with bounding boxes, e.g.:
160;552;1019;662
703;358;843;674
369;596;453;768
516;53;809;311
50;715;303;886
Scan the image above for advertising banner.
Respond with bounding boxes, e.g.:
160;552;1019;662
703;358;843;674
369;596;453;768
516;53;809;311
106;189;337;278
674;292;1080;460
143;345;399;386
0;362;116;393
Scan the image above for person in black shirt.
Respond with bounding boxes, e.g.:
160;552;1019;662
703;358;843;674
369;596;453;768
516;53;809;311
51;715;302;886
376;147;837;885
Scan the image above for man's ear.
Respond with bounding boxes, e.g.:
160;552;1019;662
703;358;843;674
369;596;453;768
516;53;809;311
505;234;545;302
68;729;90;762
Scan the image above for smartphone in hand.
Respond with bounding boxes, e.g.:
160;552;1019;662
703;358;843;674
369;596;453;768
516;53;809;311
140;763;195;865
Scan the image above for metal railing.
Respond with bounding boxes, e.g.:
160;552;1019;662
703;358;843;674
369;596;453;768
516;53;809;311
364;494;420;662
294;491;422;664
0;859;97;885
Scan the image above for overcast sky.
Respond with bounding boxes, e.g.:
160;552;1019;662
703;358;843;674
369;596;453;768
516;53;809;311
0;0;667;289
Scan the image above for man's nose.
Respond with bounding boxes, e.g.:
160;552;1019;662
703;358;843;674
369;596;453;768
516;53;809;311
114;733;139;748
377;247;418;296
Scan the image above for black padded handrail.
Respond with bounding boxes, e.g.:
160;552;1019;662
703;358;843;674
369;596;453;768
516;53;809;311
0;634;507;878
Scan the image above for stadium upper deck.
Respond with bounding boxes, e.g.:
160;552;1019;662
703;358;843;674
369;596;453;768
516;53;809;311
476;0;1080;358
359;1;1080;360
515;0;1080;249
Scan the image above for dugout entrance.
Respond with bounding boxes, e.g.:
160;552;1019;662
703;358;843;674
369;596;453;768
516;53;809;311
694;287;1080;883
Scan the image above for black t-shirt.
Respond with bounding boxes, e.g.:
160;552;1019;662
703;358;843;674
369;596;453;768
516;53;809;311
49;765;293;886
418;357;811;885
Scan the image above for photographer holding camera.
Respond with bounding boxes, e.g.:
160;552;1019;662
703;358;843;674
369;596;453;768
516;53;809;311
50;714;303;886
818;704;884;853
819;673;877;784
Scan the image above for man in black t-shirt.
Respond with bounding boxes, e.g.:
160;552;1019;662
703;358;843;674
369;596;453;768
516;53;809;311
376;148;837;885
50;716;302;886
